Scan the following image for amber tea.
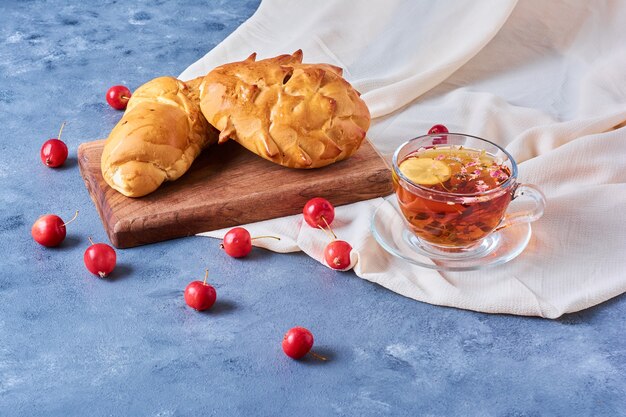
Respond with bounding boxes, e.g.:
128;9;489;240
393;146;513;247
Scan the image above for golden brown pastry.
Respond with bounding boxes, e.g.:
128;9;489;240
101;76;218;197
198;50;370;168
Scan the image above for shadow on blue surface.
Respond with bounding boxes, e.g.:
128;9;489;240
51;156;78;171
202;298;237;315
106;262;134;282
557;292;626;325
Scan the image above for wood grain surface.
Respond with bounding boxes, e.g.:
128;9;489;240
78;139;393;248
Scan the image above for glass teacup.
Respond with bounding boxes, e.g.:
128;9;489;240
392;133;545;256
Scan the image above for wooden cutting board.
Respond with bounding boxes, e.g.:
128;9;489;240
78;139;392;249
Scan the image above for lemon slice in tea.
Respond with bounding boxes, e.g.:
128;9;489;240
399;157;451;185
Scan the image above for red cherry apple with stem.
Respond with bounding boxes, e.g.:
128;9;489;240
84;237;117;278
429;124;449;145
282;327;327;361
31;210;78;247
316;219;353;271
184;270;217;311
428;124;449;135
106;85;132;110
324;240;353;271
221;227;280;258
40;122;69;168
303;197;335;228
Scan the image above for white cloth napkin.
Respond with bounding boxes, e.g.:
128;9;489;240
182;0;626;318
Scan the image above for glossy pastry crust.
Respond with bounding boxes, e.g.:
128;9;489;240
101;76;218;197
198;50;370;168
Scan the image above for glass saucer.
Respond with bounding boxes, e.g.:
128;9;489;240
370;200;532;271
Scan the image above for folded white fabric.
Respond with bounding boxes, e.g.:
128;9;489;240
180;0;518;119
184;0;626;318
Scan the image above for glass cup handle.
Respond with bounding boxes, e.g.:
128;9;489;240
496;184;546;231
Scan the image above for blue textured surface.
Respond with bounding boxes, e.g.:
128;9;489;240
1;1;625;416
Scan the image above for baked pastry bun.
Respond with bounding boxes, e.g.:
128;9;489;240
101;76;217;197
198;50;370;168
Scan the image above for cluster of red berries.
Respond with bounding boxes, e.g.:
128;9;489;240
303;197;353;270
33;86;133;273
31;210;117;278
220;197;353;270
35;118;120;277
184;197;351;360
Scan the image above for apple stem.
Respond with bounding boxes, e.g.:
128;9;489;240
62;210;79;227
88;236;95;246
58;121;66;141
121;95;129;100
317;225;334;241
321;216;337;240
250;235;281;241
203;269;209;285
309;352;328;361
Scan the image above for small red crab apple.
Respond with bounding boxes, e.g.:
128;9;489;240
303;197;335;228
282;327;326;361
313;213;354;271
40;122;69;168
429;124;449;145
324;240;353;270
221;227;280;258
84;237;117;278
184;270;216;311
106;85;132;110
31;210;78;247
428;124;449;135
